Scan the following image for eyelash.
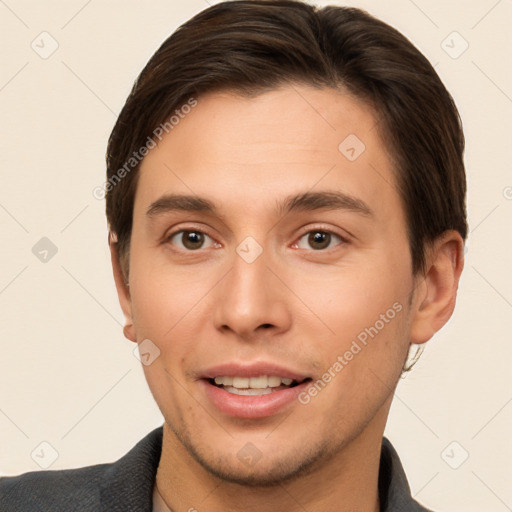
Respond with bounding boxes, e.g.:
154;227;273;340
294;227;348;251
164;226;349;253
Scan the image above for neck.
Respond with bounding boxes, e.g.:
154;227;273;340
155;421;384;512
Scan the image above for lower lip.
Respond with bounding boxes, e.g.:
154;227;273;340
201;379;310;419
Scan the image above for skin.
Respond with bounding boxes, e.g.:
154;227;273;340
111;84;464;512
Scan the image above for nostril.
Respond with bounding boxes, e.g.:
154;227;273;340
260;323;273;329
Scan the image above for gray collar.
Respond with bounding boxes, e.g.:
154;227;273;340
100;427;432;511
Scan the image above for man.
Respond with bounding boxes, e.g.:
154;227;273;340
0;1;466;511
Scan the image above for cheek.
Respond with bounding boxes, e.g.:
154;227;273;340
128;249;212;341
309;302;410;422
290;256;412;392
293;259;408;335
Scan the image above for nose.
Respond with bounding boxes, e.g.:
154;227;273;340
213;248;292;340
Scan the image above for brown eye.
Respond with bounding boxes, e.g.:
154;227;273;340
168;230;214;251
308;232;331;250
296;230;344;251
181;231;204;250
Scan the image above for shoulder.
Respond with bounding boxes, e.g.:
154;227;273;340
381;437;435;512
0;463;110;511
0;426;163;512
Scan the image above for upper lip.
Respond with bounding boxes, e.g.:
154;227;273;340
200;362;310;382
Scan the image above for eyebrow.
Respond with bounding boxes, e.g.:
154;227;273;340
146;191;373;218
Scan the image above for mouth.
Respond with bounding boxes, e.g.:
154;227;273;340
200;364;313;419
207;375;308;396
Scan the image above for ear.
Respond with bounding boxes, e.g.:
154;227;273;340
109;236;137;343
410;230;465;344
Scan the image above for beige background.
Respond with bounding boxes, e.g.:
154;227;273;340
0;0;511;510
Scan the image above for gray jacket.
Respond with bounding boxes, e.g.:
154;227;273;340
0;427;432;511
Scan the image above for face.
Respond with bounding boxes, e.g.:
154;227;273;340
120;85;422;485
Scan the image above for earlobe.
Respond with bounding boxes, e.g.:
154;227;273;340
123;323;136;342
109;236;137;343
410;231;465;344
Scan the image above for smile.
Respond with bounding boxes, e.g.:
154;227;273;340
209;375;303;396
199;362;312;418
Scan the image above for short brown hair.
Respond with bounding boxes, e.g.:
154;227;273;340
106;0;467;278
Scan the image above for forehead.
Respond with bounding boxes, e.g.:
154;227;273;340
136;85;401;222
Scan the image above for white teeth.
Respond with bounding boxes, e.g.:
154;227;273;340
223;386;274;396
249;376;268;389
267;376;282;387
212;375;296;389
233;377;249;388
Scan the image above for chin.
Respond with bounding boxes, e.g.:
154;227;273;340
176;425;333;487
